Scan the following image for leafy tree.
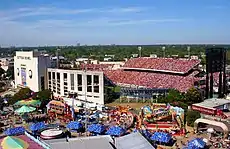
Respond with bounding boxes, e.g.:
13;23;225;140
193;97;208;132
36;89;51;101
104;86;119;104
186;110;200;127
185;87;203;105
6;66;14;79
0;67;5;77
10;88;32;104
36;89;51;113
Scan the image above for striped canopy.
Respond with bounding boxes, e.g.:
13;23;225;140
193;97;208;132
1;136;29;149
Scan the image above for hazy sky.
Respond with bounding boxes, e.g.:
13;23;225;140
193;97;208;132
0;0;230;47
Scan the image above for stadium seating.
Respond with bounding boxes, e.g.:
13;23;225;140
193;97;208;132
123;57;200;73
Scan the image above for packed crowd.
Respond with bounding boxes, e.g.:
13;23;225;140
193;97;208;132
104;70;200;92
123;57;200;73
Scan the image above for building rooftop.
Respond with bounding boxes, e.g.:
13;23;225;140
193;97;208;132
193;98;230;109
45;135;114;149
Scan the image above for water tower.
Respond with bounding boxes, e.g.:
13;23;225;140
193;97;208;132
162;46;166;58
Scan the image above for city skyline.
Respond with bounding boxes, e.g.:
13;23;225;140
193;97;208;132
0;0;230;47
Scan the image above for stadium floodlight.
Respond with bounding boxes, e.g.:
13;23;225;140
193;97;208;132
187;46;191;59
162;46;166;58
138;46;142;57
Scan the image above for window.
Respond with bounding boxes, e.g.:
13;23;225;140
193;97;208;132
48;72;51;80
64;73;67;82
64;73;67;79
70;74;74;90
57;72;60;82
77;74;82;85
77;74;82;91
93;75;99;84
94;86;99;93
52;72;55;79
87;86;92;92
87;75;92;85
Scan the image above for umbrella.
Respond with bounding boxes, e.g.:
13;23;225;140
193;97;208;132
29;122;46;132
106;126;125;136
142;129;151;138
14;99;41;107
66;121;83;130
150;132;172;143
87;124;105;134
188;138;206;149
1;136;29;149
15;106;36;114
4;127;25;136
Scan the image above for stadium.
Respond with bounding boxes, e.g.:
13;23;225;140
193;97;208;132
80;57;219;100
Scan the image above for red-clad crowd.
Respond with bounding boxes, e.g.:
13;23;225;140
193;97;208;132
123;57;200;73
80;64;114;71
104;70;200;92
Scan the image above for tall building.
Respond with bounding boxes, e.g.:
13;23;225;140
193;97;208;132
14;51;51;92
47;68;104;105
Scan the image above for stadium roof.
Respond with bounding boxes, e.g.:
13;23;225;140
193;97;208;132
123;57;200;74
115;132;154;149
104;70;199;92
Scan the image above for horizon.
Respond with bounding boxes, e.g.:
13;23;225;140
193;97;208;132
1;0;230;47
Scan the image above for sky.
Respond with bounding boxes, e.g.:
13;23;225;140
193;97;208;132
0;0;230;47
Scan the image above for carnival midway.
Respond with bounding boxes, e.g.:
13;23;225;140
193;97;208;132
1;94;228;149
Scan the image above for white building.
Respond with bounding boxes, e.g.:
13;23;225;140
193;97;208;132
47;68;104;105
14;51;51;92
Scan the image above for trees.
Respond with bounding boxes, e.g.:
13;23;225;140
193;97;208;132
186;110;201;127
36;89;51;101
6;66;14;79
185;87;203;105
10;88;32;104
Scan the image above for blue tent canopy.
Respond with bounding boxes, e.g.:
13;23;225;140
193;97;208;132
106;126;125;136
188;138;205;149
4;127;25;136
87;124;105;134
66;121;83;130
142;129;151;139
150;132;172;143
29;122;46;132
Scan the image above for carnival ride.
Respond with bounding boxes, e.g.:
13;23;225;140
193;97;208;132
46;99;74;123
141;104;185;134
106;106;134;129
40;128;64;140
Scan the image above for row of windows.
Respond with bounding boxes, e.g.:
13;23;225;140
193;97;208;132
48;72;100;85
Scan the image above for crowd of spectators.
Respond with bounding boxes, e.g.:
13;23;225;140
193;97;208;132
123;57;200;73
104;70;200;92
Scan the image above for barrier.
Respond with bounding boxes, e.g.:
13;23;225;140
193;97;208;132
25;131;51;149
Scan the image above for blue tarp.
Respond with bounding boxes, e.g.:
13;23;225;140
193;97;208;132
106;126;125;136
187;138;205;149
4;126;25;136
29;122;46;132
87;124;106;134
66;121;83;130
150;132;172;143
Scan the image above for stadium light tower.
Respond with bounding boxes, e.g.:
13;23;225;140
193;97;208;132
187;46;191;59
56;49;61;68
138;46;142;57
162;46;166;58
